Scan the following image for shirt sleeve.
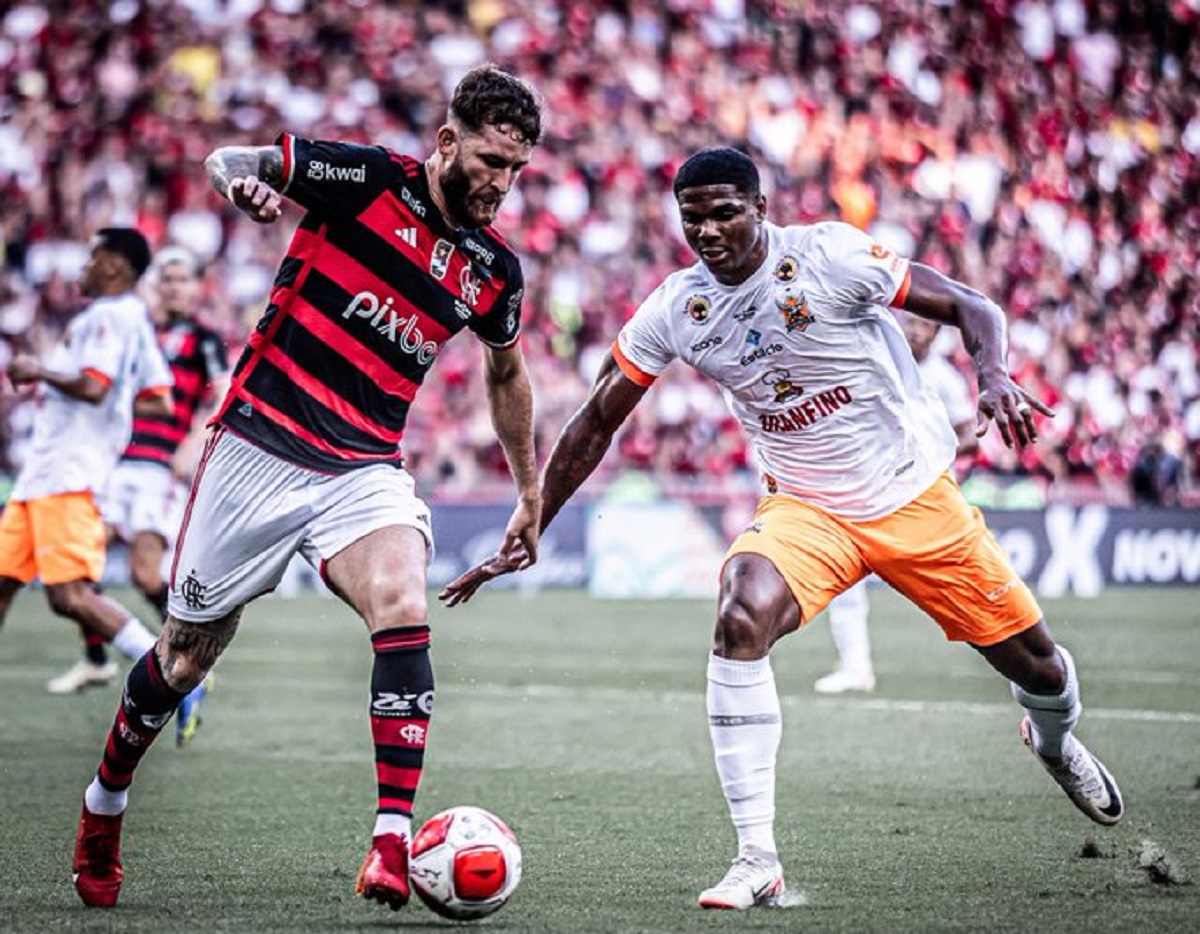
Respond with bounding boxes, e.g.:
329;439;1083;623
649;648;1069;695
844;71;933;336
818;222;912;310
276;133;396;219
613;283;677;386
468;255;524;348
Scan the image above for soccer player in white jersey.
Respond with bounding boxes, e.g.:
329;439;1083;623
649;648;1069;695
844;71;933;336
442;148;1124;909
815;311;979;694
0;229;170;672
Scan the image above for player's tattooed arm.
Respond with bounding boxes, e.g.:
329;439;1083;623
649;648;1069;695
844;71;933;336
204;146;284;223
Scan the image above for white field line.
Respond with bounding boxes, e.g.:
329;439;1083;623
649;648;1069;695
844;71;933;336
459;682;1200;725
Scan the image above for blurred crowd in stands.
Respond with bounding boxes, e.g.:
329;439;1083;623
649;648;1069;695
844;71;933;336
0;0;1196;506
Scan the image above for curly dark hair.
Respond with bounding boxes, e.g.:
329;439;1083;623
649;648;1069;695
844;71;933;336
449;63;543;146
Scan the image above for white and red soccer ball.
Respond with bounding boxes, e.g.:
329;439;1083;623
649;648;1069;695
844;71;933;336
409;805;522;920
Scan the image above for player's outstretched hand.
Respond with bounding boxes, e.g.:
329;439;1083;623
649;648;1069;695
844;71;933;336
229;176;283;224
437;549;527;608
976;373;1054;448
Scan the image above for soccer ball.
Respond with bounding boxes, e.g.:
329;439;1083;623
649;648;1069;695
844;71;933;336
409;805;522;920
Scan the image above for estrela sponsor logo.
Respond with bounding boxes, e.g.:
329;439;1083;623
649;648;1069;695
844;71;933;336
343;290;439;364
307;160;366;183
740;328;783;365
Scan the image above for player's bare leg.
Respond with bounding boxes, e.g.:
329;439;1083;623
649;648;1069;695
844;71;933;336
325;525;432;911
700;554;800;909
44;581;159;693
74;611;239;906
129;531;170;619
0;575;21;631
974;624;1123;824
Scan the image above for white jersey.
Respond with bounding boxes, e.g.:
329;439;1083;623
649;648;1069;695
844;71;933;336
12;292;172;501
614;221;957;521
918;351;975;429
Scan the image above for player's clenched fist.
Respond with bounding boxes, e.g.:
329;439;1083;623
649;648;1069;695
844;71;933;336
229;176;283;223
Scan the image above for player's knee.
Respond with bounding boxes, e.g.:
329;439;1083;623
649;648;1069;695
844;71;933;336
1023;650;1067;696
130;563;161;596
714;592;768;656
366;582;428;631
46;582;88;618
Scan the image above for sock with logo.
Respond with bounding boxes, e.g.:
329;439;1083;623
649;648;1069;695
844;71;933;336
112;616;158;660
707;653;781;856
1011;645;1081;759
369;626;433;841
94;650;185;805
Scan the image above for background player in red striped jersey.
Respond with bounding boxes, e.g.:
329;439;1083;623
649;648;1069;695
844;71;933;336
49;250;230;719
71;64;543;913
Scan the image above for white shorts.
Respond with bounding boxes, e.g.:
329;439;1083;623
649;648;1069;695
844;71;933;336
168;428;433;623
100;461;186;544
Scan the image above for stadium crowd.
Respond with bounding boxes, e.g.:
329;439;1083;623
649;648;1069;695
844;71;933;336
0;0;1196;505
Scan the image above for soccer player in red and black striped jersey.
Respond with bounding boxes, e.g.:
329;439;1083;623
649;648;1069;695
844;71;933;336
73;65;544;912
50;248;231;710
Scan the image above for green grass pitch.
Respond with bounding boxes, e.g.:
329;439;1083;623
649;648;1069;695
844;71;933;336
1;586;1197;933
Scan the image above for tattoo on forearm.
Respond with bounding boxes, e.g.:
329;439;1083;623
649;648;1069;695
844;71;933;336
205;146;284;199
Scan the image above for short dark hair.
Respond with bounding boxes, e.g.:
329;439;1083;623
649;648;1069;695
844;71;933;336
96;227;152;279
673;148;760;198
450;63;543;146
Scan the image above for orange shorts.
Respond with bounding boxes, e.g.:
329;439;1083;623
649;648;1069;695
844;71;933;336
0;492;107;586
725;473;1042;646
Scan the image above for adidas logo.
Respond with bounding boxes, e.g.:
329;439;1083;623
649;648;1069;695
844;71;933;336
394;227;417;247
238;403;252;418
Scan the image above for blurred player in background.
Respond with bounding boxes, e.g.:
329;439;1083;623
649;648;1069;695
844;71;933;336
443;148;1124;910
48;247;232;746
814;311;979;694
0;229;169;676
72;64;543;913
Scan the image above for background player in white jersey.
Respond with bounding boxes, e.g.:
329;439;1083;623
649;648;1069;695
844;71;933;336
0;229;170;673
442;148;1124;909
815;311;979;694
50;247;231;745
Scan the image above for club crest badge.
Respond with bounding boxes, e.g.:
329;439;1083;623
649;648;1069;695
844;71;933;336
685;295;711;325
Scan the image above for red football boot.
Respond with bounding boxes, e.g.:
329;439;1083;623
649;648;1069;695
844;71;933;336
73;802;124;908
355;833;410;910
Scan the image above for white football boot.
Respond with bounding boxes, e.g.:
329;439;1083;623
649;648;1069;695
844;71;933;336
1020;716;1124;825
47;659;119;695
698;845;787;909
813;668;876;694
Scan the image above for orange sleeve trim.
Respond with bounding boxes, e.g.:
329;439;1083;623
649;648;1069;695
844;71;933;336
611;340;657;388
135;385;172;400
82;368;113;388
890;267;912;308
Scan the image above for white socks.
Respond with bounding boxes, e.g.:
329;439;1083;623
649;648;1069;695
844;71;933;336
707;653;782;856
1011;645;1081;759
112;617;157;660
828;580;873;676
85;777;128;816
373;813;411;841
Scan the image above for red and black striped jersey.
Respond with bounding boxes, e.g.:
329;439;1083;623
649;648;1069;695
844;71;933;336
122;317;230;467
215;134;525;473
